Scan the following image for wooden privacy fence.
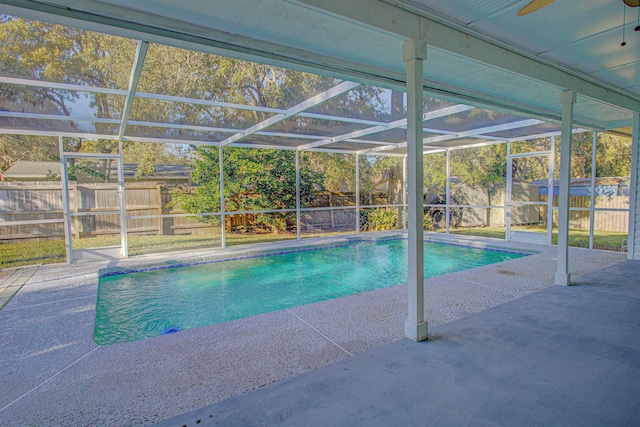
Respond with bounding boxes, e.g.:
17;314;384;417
0;183;358;242
540;195;629;232
1;183;630;242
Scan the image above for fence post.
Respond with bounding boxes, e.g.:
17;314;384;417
156;184;164;236
71;181;81;239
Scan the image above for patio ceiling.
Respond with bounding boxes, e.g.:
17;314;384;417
0;0;638;155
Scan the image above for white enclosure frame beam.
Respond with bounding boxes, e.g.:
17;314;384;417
220;81;359;146
300;118;407;150
548;136;556;245
117;140;128;257
628;113;640;260
118;41;149;140
58;137;73;264
555;90;576;286
0;75;128;96
403;38;428;342
422;119;545;146
355;154;361;234
505;142;513;240
445;148;451;234
589;132;597;250
373;119;545;153
296;150;301;239
506;147;553;244
0;111;121;124
402;155;407;229
134;91;281;114
300;104;474;150
219;145;226;248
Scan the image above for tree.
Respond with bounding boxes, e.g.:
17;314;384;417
451;144;507;199
0;18;206;181
0;17;132;128
177;147;323;233
595;133;631;178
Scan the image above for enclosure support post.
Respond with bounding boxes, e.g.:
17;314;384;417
505;142;512;240
547;136;556;245
556;90;576;286
445;148;451;234
589;132;597;250
118;140;128;258
356;154;361;234
403;155;407;230
219;145;226;248
404;38;428;342
628;112;639;260
59;137;73;263
296;150;301;239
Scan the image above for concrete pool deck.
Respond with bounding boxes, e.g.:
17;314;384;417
0;233;631;426
159;259;640;427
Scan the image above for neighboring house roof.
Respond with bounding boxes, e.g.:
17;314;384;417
1;161;192;181
121;164;192;180
1;161;61;180
529;177;630;197
529;177;630;187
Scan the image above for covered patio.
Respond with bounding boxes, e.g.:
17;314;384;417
159;258;640;427
0;0;639;425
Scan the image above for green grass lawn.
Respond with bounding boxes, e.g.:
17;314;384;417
0;230;354;269
1;227;627;269
445;226;627;252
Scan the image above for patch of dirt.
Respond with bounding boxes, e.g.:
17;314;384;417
498;269;517;275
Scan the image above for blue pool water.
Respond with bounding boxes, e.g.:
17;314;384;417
94;239;526;345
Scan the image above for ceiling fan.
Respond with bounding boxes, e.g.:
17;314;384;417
517;0;640;17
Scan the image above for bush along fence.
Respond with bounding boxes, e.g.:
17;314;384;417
0;182;388;242
0;182;629;243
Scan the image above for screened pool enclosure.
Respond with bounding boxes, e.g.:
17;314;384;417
0;16;633;268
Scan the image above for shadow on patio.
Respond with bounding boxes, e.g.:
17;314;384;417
158;260;640;426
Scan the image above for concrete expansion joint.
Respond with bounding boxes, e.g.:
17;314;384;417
459;277;494;289
0;346;100;413
285;309;354;357
3;294;95;311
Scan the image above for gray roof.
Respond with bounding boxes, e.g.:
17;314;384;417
1;161;61;179
529;177;630;187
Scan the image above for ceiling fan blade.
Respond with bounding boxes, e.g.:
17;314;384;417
517;0;556;16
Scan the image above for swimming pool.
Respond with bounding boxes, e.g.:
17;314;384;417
94;239;526;345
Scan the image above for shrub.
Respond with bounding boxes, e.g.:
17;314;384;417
367;208;398;231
